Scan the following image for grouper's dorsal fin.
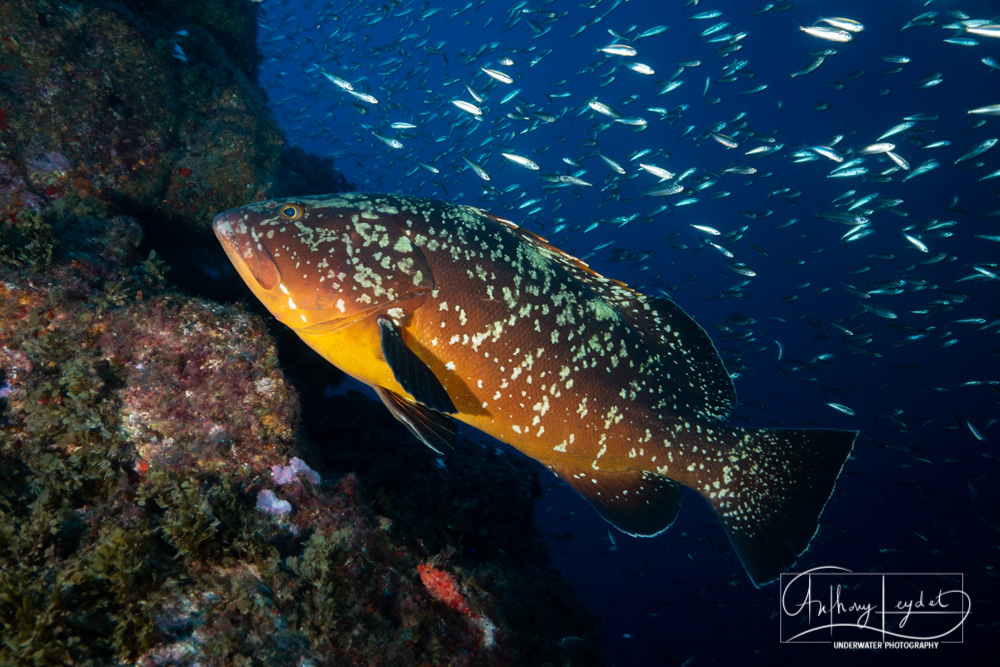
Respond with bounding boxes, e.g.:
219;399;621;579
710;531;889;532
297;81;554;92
378;315;457;415
480;210;736;422
374;386;457;454
638;296;737;422
548;462;683;537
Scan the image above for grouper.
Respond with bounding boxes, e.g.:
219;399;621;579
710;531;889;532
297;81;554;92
213;193;856;587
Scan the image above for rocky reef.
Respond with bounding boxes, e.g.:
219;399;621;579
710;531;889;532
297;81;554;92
0;1;600;665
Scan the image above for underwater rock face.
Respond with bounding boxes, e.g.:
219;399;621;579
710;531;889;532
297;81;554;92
0;1;602;664
112;295;302;471
0;0;281;233
0;212;600;666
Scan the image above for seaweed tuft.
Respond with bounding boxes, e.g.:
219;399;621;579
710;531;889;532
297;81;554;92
0;209;57;269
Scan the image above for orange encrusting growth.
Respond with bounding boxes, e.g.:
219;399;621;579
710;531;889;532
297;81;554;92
417;564;476;619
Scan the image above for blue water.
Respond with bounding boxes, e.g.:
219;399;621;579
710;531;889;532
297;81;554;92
255;1;998;664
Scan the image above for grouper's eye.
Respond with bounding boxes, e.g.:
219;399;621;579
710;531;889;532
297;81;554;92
279;203;304;220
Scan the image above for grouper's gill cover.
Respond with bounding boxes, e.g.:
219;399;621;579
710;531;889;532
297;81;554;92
213;192;856;587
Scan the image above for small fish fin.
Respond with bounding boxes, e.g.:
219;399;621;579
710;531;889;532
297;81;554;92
374;386;457;454
548;463;683;537
477;210;735;421
378;315;457;414
704;428;856;587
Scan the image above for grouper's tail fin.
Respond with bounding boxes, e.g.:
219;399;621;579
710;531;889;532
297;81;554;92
706;427;856;588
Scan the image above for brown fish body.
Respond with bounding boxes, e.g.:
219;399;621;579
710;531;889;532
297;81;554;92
214;193;855;587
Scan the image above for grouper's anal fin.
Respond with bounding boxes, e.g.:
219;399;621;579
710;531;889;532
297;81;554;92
548;462;683;537
378;315;457;415
374;386;457;454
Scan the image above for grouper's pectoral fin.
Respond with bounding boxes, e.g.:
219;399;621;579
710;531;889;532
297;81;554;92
548;463;683;537
374;386;457;454
378;315;457;415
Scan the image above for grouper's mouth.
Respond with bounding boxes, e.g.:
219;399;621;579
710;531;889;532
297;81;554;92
213;210;281;291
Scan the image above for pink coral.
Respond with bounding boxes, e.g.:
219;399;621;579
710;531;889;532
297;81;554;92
256;489;292;516
270;464;298;485
271;457;322;485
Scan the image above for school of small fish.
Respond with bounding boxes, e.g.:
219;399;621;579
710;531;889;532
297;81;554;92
250;0;998;632
257;0;996;439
